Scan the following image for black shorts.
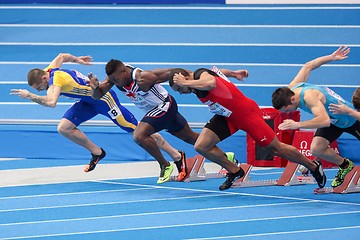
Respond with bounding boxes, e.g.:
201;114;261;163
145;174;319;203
314;120;360;143
141;95;187;133
204;115;231;141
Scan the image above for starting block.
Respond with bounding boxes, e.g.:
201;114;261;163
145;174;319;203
314;166;360;194
171;155;227;182
232;162;316;188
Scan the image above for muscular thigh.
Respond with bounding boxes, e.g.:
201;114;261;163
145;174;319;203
95;92;138;133
204;115;232;141
314;125;343;143
241;115;276;147
63;101;97;126
141;96;185;133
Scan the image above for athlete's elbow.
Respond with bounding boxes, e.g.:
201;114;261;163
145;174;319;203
322;118;331;127
47;101;57;108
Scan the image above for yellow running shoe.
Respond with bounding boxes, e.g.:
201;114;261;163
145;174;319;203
157;163;174;184
331;159;355;188
225;152;238;165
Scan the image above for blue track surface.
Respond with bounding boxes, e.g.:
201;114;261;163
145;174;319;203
0;4;360;239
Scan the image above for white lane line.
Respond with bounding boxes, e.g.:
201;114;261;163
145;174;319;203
0;193;233;213
0;200;315;226
1;42;360;47
185;225;360;240
3;211;360;239
1;6;360;10
0;187;153;200
1;24;360;28
0;158;24;161
95;180;360;206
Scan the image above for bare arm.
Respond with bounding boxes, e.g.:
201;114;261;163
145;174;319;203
136;68;176;91
278;91;331;130
10;85;61;108
49;53;93;68
173;72;216;91
288;45;350;89
88;73;114;100
220;69;249;81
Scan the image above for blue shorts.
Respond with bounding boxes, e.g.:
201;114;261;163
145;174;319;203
141;95;187;133
63;89;138;133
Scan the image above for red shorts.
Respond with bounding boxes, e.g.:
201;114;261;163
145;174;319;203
204;99;275;147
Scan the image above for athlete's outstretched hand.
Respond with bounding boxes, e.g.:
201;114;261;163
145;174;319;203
10;89;30;99
278;119;300;130
77;55;93;65
232;70;249;81
173;73;187;86
329;101;352;115
331;45;350;61
87;72;99;90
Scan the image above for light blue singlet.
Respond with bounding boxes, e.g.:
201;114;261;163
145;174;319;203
291;83;356;128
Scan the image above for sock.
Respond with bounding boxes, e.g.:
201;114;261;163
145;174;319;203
339;158;349;169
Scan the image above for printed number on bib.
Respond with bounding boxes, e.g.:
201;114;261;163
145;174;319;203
108;106;122;119
208;102;232;117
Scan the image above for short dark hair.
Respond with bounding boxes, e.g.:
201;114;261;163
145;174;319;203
27;68;45;86
353;87;360;110
272;87;295;110
105;59;124;75
168;68;189;87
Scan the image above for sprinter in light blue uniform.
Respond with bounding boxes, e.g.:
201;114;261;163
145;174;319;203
295;82;356;128
271;45;358;188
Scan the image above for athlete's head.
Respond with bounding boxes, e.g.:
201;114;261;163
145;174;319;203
27;68;49;92
352;87;360;110
105;59;128;86
169;68;192;94
272;87;297;113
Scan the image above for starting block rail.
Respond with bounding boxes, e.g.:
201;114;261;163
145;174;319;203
314;166;360;194
232;162;316;188
171;155;227;182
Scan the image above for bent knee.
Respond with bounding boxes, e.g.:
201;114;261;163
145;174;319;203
310;146;325;157
57;124;68;135
194;142;211;154
310;141;327;157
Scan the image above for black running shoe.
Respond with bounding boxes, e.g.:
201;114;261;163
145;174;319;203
175;150;187;181
219;167;245;191
311;160;326;188
84;148;106;172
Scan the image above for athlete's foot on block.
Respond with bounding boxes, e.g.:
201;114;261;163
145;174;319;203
219;167;245;191
84;148;106;172
157;163;174;184
175;150;187;181
331;158;355;188
311;160;326;188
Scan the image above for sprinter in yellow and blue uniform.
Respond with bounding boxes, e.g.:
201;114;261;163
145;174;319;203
10;53;137;172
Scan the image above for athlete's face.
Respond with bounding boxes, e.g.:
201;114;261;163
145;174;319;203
108;67;128;87
31;76;48;92
279;102;297;114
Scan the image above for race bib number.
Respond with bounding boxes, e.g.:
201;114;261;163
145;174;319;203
107;105;122;119
208;101;232;117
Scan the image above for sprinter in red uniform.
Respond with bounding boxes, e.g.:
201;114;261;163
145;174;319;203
168;67;326;190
